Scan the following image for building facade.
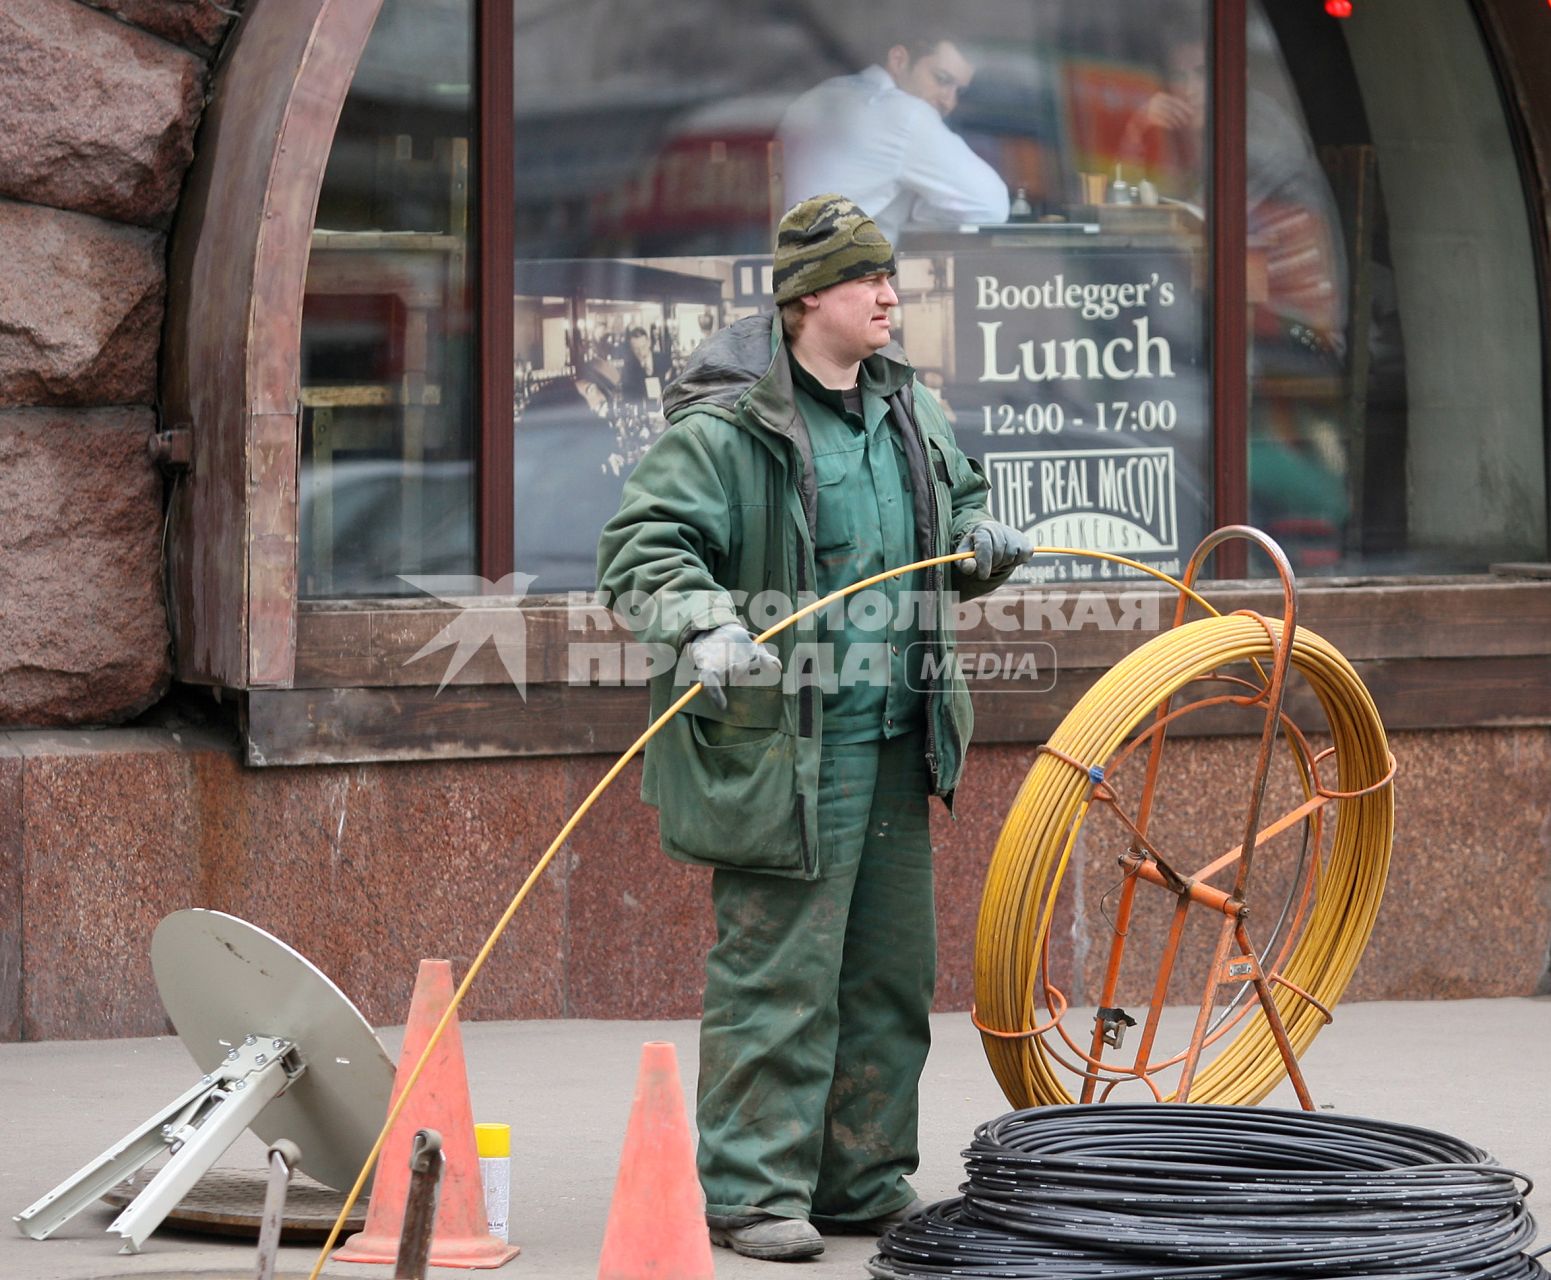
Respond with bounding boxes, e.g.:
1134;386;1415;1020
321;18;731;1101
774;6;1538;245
1;0;1548;1042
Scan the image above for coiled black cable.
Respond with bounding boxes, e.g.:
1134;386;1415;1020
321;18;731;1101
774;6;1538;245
869;1106;1547;1279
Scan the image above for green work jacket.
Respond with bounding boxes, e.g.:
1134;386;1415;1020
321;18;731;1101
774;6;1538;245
597;313;1009;879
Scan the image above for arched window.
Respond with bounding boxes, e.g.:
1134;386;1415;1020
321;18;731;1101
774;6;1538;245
165;0;1550;762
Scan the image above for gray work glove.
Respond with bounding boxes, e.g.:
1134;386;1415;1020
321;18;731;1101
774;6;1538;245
687;622;782;711
955;521;1034;580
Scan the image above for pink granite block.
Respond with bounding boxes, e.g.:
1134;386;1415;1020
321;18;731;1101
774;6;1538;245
563;755;716;1019
396;756;569;1024
80;0;237;56
0;408;170;726
955;724;1551;1041
189;751;570;1030
1348;729;1551;999
0;207;164;407
0;0;205;226
932;743;1042;1014
0;738;23;1040
8;721;1547;1047
19;731;198;1039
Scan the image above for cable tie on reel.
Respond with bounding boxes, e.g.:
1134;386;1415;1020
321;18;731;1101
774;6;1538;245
1035;743;1108;790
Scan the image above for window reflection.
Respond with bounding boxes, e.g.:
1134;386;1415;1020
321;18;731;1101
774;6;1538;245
1096;7;1356;573
505;0;1541;592
778;33;1011;243
512;2;1213;592
1234;6;1357;573
299;0;477;598
1244;0;1543;573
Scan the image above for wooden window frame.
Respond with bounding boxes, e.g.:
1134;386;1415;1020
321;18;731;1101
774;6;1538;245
1210;0;1249;576
162;0;1551;766
478;0;515;580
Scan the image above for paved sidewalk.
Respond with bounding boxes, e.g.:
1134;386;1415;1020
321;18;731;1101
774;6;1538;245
3;998;1547;1279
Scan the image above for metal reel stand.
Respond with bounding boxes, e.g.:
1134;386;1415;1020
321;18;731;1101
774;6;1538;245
13;910;393;1253
974;526;1396;1110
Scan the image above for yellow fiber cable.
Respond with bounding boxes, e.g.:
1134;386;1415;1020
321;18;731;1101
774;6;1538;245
307;549;980;1279
973;614;1394;1109
306;543;1390;1277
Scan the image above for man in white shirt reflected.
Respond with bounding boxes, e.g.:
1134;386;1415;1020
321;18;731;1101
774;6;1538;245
779;33;1011;244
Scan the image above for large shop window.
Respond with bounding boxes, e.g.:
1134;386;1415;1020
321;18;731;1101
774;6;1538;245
297;0;1545;604
1245;0;1545;572
509;2;1213;591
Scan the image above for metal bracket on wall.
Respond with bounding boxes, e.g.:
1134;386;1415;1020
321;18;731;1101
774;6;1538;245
148;426;193;474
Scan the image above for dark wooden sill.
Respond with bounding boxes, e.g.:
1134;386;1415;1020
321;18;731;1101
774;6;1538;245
291;576;1551;686
243;576;1551;765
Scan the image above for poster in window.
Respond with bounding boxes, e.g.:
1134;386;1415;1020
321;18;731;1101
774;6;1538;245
937;244;1210;583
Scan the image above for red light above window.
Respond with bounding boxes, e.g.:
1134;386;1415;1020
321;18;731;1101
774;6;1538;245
1325;0;1353;14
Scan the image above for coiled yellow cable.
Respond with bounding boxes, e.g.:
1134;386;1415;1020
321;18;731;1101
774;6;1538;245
306;542;1392;1277
974;613;1394;1109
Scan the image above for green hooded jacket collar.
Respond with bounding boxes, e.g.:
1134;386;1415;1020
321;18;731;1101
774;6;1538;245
663;312;914;440
663;313;914;538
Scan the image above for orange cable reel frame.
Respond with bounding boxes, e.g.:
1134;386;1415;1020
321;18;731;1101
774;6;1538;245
973;533;1396;1111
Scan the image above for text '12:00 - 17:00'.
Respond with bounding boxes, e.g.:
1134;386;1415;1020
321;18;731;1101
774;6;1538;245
980;400;1178;435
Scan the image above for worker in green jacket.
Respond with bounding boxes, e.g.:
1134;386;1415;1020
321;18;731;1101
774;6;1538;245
597;194;1031;1262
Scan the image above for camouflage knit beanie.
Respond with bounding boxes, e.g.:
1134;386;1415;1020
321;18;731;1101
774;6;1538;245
771;194;896;306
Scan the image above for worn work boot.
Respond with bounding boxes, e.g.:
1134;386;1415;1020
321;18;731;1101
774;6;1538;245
707;1213;825;1261
816;1197;926;1235
866;1196;925;1232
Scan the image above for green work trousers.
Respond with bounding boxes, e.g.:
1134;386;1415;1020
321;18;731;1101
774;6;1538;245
696;731;935;1223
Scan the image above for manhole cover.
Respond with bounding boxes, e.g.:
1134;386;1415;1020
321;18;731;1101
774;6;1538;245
101;1168;368;1240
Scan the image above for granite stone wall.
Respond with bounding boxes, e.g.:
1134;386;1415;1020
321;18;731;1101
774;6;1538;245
0;0;236;727
3;728;1546;1043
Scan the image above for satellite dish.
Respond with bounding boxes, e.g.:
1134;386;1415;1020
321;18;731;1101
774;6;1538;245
14;910;394;1254
151;909;394;1191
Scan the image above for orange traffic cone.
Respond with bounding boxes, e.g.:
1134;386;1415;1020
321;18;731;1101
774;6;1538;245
334;959;521;1268
597;1041;714;1279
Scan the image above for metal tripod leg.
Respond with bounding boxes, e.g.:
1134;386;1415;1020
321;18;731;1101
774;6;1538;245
12;1036;301;1253
12;1076;212;1241
109;1049;295;1253
253;1139;301;1280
